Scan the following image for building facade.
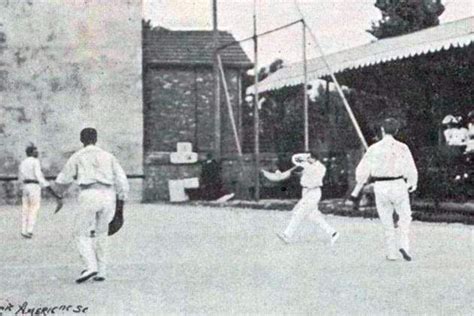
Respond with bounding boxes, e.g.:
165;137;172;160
0;0;143;203
142;28;253;200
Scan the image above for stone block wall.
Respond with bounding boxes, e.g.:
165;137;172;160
143;64;244;201
144;65;242;154
0;0;143;203
143;152;203;202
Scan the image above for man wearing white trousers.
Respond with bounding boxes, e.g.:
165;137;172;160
18;144;62;238
55;128;129;283
353;118;418;261
277;152;339;245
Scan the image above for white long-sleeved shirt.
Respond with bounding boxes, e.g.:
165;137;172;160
292;154;326;188
444;128;468;146
355;135;418;189
18;157;50;188
56;145;129;200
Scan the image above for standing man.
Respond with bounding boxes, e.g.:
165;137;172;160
276;152;339;245
54;128;129;283
352;118;418;261
18;144;62;238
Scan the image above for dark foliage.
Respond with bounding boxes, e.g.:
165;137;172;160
368;0;445;39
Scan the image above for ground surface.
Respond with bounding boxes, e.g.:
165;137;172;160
1;202;473;315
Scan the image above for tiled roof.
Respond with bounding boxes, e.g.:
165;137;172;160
144;29;253;68
249;17;474;93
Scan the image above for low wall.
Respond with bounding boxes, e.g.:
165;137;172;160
143;152;281;202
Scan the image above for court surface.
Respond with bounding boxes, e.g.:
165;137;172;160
1;202;472;315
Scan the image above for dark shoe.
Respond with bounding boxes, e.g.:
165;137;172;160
93;276;106;282
76;270;98;284
347;195;360;211
330;232;339;246
21;233;32;239
399;248;412;261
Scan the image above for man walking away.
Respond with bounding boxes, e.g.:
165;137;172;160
352;118;418;261
55;128;129;283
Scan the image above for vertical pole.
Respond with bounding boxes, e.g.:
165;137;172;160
217;55;243;156
218;55;248;199
213;0;221;160
325;80;332;145
302;21;309;151
253;0;260;201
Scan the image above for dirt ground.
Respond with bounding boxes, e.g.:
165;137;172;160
1;202;472;315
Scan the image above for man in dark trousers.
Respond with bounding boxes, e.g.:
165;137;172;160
199;153;223;200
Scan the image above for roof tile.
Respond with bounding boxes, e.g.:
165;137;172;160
144;29;253;68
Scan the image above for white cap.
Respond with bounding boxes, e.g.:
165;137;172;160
442;115;455;125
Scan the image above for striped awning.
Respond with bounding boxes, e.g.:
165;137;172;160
248;17;474;94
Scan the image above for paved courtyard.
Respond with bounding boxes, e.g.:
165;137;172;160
0;202;473;315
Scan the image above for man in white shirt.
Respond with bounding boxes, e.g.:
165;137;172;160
276;152;339;245
18;144;62;238
352;118;418;261
443;115;468;147
54;128;129;284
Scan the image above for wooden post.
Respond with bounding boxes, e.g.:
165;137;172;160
217;55;248;198
302;21;309;151
217;55;243;156
212;0;221;160
253;0;260;201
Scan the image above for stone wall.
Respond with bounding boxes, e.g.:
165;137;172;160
144;66;242;154
143;65;244;201
0;0;143;203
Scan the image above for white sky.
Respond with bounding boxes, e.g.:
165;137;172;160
144;0;474;66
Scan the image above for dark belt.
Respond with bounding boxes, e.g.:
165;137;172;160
371;176;404;182
23;180;39;184
79;183;112;190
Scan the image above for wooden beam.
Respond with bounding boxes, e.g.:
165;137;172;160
303;21;309;151
212;0;221;160
253;0;260;201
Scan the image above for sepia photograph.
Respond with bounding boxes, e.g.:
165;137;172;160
0;0;473;314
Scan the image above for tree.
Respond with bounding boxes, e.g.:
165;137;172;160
368;0;445;39
242;58;284;89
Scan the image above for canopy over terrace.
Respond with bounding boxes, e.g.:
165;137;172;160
247;17;474;94
248;17;473;202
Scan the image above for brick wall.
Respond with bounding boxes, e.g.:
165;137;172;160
143;64;244;200
144;66;242;153
0;0;143;203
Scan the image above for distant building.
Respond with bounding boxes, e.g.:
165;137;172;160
142;28;253;201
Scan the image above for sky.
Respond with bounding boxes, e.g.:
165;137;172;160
144;0;474;66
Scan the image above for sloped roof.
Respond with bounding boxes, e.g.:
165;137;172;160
249;17;474;93
144;29;253;68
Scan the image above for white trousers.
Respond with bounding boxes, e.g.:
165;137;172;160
374;179;412;257
284;187;336;239
75;187;115;275
21;184;41;234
